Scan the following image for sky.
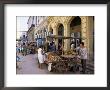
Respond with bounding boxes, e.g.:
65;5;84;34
17;16;29;31
16;16;29;39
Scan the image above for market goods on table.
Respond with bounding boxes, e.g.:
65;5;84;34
45;52;80;72
45;52;62;63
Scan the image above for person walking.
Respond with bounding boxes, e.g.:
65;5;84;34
22;44;27;56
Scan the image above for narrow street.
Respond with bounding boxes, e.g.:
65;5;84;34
17;54;54;74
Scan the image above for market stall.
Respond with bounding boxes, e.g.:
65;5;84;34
46;35;85;55
44;52;80;73
45;35;85;73
45;52;65;72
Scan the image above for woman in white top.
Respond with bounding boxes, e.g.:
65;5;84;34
37;45;44;69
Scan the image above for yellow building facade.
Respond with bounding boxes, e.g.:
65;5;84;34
48;16;94;60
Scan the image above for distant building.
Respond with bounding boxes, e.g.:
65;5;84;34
16;31;27;46
34;16;48;47
27;16;36;43
27;16;48;47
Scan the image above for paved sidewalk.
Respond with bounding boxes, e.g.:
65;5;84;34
16;53;94;74
17;54;54;74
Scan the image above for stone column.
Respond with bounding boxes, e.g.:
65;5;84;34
47;25;51;42
81;16;88;48
64;22;70;51
87;16;94;61
81;16;94;61
53;26;58;50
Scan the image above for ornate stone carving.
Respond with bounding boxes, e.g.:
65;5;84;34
47;16;92;51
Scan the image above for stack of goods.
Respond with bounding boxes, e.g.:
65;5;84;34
46;52;62;63
70;50;76;55
64;50;76;55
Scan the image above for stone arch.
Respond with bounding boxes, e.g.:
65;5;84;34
55;23;64;51
49;26;53;34
68;16;87;33
67;16;88;47
62;16;88;51
56;23;64;35
69;16;81;48
67;16;76;25
67;16;83;25
58;24;64;36
48;23;53;32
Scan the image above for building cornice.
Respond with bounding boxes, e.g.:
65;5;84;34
27;25;35;33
